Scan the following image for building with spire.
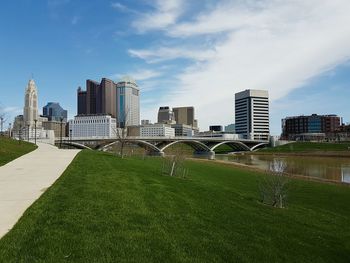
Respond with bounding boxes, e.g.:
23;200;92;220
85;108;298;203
23;79;39;128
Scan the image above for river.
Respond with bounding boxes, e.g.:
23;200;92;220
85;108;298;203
215;154;350;184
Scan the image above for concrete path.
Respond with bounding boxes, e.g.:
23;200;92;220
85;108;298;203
0;143;80;238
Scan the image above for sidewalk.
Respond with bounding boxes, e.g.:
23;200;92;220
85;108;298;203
0;143;80;238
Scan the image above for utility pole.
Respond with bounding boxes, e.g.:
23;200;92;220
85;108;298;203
0;117;3;135
8;123;11;138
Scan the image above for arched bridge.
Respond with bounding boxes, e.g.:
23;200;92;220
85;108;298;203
58;136;269;159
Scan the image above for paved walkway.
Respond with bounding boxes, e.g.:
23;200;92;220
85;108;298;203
0;143;80;238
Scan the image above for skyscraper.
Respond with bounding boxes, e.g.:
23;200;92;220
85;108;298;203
43;102;67;122
116;76;140;127
235;89;269;140
172;106;197;128
23;79;39;128
157;106;175;124
77;87;87;115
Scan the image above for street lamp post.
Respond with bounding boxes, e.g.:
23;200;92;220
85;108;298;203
34;119;37;145
27;124;30;142
0;117;3;135
8;123;11;138
60;117;63;148
70;129;72;143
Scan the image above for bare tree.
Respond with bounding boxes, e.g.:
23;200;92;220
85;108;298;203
112;108;130;158
161;145;189;178
259;159;289;208
0;104;8;136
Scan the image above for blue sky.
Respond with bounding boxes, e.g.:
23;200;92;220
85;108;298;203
1;0;350;135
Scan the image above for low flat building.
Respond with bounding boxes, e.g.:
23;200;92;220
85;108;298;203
42;120;67;138
171;123;193;137
140;124;175;137
209;125;223;132
69;114;117;138
282;114;341;140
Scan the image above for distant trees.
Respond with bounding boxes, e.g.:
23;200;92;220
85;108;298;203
259;159;289;208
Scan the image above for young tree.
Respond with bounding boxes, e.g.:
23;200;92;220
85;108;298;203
259;159;289;208
112;108;130;158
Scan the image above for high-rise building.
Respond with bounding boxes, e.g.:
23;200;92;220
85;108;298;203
173;106;197;128
86;79;100;115
77;87;87;115
23;79;39;128
235;89;269;140
116;76;140;127
69;115;117;138
158;106;175;124
100;78;117;118
43;102;67;122
77;77;140;127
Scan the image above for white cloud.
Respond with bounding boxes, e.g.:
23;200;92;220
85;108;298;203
132;0;185;32
128;47;216;63
133;0;350;132
111;69;162;82
111;2;139;14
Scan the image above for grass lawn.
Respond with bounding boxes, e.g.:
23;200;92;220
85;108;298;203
0;137;37;166
0;150;349;262
261;141;350;153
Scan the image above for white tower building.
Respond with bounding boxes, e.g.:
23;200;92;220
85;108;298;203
235;89;269;141
23;79;39;128
116;76;140;127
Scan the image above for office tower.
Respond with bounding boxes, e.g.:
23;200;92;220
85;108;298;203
23;79;39;128
77;87;87;115
100;78;117;118
43;102;68;122
116;76;140;127
157;106;175;124
69;115;117;138
172;106;197;128
235;89;269;140
141;120;151;125
86;79;100;114
225;124;235;132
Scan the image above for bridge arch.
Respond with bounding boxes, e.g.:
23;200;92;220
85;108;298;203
60;141;92;150
100;140;162;154
210;141;251;152
250;142;269;151
160;140;212;153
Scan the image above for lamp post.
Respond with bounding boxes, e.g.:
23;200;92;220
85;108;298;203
70;129;72;143
34;119;37;145
27;124;30;142
0;117;3;135
60;117;63;148
8;123;11;138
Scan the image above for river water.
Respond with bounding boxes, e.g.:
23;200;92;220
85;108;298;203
215;154;350;184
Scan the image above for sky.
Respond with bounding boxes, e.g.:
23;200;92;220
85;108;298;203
1;0;350;135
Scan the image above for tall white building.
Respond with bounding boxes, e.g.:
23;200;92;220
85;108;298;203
116;76;140;127
235;89;269;140
140;124;175;137
23;79;39;128
69;115;117;138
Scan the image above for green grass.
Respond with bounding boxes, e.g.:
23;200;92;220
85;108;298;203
261;142;350;153
0;150;349;262
0;137;37;166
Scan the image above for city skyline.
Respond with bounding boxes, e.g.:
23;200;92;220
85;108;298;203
1;0;350;135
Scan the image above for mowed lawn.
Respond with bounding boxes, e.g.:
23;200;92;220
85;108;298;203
0;137;37;166
260;142;350;153
0;150;349;262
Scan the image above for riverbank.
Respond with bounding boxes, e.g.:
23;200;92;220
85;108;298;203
256;142;350;157
0;150;349;262
190;157;350;186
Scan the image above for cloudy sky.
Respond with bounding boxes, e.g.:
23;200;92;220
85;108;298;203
1;0;350;134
